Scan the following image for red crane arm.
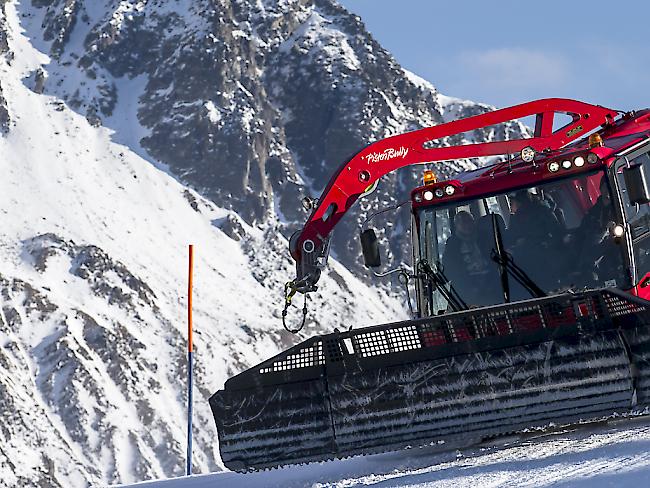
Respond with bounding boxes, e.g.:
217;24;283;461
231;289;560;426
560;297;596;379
289;98;617;292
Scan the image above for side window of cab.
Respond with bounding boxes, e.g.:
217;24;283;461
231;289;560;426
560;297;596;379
616;148;650;279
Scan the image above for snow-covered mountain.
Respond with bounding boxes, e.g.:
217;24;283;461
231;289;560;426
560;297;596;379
0;1;528;486
16;0;528;273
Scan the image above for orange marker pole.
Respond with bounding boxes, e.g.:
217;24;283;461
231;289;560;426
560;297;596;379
188;245;194;354
186;244;194;476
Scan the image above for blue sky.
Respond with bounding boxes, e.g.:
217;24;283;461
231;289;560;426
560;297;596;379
338;1;649;111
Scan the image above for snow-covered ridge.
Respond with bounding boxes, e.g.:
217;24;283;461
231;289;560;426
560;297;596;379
403;68;531;173
404;68;488;120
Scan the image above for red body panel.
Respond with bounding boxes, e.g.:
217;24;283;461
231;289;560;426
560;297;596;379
636;273;650;300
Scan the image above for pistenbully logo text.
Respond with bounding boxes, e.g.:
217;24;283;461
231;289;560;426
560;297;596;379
362;147;409;163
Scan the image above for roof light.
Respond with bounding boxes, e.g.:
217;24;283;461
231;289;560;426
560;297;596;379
521;146;536;163
548;161;560;173
574;156;585;167
589;133;604;148
423;190;434;201
434;188;444;198
562;160;572;169
423;170;437;185
587;152;599;164
445;185;455;196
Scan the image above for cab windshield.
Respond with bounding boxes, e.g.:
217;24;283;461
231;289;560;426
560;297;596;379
417;170;628;315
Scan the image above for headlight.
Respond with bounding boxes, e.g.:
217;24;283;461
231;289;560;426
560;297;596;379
562;160;572;169
434;188;444;198
445;185;455;196
548;161;560;173
414;192;423;203
587;152;599;164
608;222;625;238
521;146;536;163
573;156;585;167
423;190;434;201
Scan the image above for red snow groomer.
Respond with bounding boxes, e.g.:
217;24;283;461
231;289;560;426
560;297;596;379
211;99;650;471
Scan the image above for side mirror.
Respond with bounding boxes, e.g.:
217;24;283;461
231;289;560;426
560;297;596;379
624;164;650;205
360;229;381;268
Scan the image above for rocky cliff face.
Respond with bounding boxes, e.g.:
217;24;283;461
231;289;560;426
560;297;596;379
0;1;528;486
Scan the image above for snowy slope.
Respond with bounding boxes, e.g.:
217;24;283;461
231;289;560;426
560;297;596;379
0;2;405;486
113;418;650;488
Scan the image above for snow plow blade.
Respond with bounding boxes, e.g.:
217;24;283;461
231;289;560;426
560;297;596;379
209;289;650;471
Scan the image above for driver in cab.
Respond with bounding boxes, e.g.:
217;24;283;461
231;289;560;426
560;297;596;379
442;211;494;306
506;189;563;291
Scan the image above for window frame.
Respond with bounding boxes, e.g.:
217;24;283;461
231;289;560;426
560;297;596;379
614;139;650;285
412;166;633;316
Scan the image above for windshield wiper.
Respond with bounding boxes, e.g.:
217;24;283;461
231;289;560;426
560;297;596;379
489;212;546;300
490;250;547;299
417;259;468;312
490;213;510;302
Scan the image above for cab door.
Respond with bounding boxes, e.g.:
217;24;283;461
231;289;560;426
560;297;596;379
614;142;650;296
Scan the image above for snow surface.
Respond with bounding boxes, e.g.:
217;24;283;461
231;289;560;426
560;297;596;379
111;418;650;487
